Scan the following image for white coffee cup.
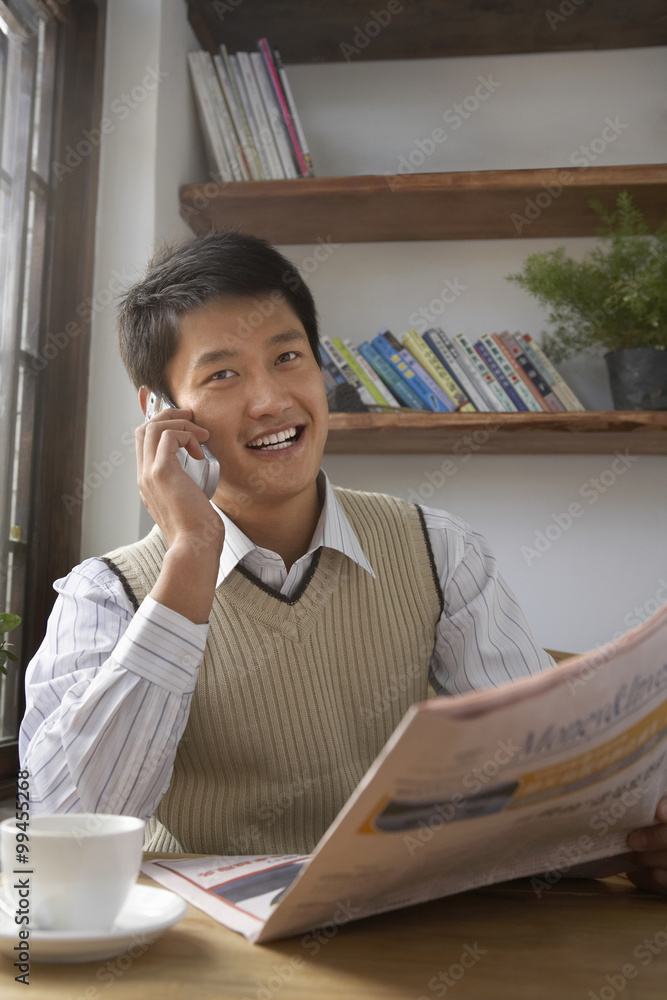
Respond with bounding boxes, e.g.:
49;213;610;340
0;814;145;932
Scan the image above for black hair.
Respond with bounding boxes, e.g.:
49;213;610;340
117;230;321;394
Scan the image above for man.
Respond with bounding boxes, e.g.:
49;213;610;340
19;232;667;890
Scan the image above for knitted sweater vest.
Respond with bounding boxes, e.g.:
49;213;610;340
103;487;443;854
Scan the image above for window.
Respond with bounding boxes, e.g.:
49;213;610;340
0;0;106;791
0;2;58;745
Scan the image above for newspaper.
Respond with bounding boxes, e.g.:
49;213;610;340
143;602;667;943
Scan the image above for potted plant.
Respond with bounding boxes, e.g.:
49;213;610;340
0;613;21;675
506;192;667;409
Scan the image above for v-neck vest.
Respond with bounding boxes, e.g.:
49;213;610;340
103;487;443;854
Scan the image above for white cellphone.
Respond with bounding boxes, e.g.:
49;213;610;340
145;391;220;500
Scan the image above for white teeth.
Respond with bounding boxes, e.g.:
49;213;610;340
261;440;291;450
247;426;299;449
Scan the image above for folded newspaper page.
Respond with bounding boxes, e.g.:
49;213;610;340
143;602;667;943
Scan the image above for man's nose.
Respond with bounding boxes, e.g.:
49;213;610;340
245;370;292;416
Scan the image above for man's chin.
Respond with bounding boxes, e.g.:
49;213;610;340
214;478;319;520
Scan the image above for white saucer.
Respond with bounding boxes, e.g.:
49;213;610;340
0;884;187;964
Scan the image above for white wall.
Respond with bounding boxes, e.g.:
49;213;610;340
83;6;667;653
281;46;667;653
83;0;207;554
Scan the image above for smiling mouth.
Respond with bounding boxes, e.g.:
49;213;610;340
246;426;305;451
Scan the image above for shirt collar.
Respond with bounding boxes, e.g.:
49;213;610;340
211;469;376;587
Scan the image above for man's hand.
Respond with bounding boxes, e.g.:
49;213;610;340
136;403;222;548
136;400;224;624
626;797;667;894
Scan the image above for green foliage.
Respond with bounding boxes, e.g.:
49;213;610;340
0;613;21;676
506;192;667;362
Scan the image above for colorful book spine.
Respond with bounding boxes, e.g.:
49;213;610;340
344;340;401;407
229;53;271;180
516;335;566;407
500;332;565;412
274;49;314;176
473;338;527;410
237;51;285;179
372;334;442;412
320;335;355;384
449;334;506;412
422;328;487;411
318;341;347;386
358;342;423;409
214;52;261;181
198;52;247;181
417;329;478;412
320;366;338;393
401;329;465;412
493;332;550;412
220;45;264;179
381;330;455;412
333;337;389;406
453;334;516;412
519;334;586;411
187;52;233;183
250;51;297;179
480;334;542;411
321;336;376;406
258;38;308;177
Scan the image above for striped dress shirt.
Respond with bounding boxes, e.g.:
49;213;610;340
19;470;554;818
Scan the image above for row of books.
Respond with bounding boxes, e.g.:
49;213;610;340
321;330;586;413
187;40;313;183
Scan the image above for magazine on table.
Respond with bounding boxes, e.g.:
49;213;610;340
143;602;667;943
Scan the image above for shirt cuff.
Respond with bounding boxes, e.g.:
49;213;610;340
113;595;209;695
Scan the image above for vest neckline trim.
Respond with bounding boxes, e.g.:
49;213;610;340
232;546;324;607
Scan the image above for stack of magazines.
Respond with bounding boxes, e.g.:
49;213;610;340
188;39;313;182
321;330;586;413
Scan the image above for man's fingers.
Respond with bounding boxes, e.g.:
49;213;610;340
147;405;194;422
151;428;207;468
142;419;209;464
626;802;667;899
628;823;667;852
144;414;209;438
135;424;146;478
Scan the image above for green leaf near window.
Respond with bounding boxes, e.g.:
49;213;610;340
0;613;21;634
0;613;21;675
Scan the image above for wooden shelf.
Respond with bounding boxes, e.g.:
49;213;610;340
180;164;667;244
324;411;667;455
182;6;667;457
186;0;667;63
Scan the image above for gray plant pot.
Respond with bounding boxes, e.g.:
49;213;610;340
605;347;667;410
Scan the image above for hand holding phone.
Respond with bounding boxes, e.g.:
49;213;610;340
140;391;224;625
144;392;220;499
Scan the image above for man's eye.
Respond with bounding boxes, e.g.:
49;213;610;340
278;351;300;363
210;369;235;381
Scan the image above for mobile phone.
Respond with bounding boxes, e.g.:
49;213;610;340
144;391;220;500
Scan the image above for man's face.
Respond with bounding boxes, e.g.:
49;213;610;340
164;294;329;517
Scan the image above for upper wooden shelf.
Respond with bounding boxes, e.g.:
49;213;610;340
324;411;667;455
181;164;667;244
186;0;667;63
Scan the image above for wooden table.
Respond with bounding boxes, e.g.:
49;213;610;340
3;854;667;999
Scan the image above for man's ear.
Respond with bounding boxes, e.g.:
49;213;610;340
138;386;151;417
